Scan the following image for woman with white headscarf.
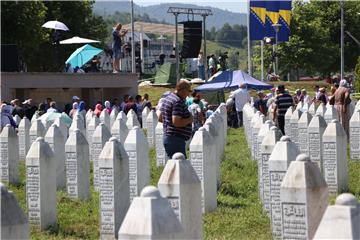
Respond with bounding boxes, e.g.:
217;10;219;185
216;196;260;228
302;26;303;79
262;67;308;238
104;100;112;115
334;79;351;137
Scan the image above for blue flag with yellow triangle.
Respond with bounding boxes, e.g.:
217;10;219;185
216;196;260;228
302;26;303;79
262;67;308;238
250;1;266;41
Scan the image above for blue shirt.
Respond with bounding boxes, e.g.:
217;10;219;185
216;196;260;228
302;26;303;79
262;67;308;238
160;92;192;140
112;30;122;49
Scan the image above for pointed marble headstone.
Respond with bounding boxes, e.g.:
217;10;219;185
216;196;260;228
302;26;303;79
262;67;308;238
252;114;265;160
73;111;85;127
118;186;183;239
85;109;93;128
18;117;31;161
99;137;130;239
126;109;140;130
142;106;150;130
349;110;360;160
145;110;158;147
315;102;327;117
65;129;90;200
87;115;100;148
308;113;327;172
45;124;66;190
269;136;300;239
53;117;68;140
244;105;256;146
26;137;57;230
124;126;150;202
280;154;328;240
322;119;348;195
92;123;111;191
324;105;339;124
208;113;225;155
256;120;273;163
250;111;261;150
298;111;312;154
109;107;119;130
13;114;21;126
31;112;39;124
289;109;302;146
117;111;127;123
218;103;228;137
158;153;203;240
29;119;45;144
155;122;168;167
190;127;217;213
0;124;19;184
100;109;111;131
308;102;317;115
313;193;360;240
111;117;129;145
260;126;282;213
0;183;29;239
203;122;221;186
284;106;294;136
69;116;86;138
295;101;303;112
213;111;226;145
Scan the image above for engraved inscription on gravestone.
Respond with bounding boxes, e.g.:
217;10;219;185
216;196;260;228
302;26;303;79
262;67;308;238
282;203;307;239
0;142;9;181
92;142;103;189
190;151;204;209
127;151;137;201
270;171;286;238
350;127;360;159
66;152;78;198
262;153;271;211
322;142;337;193
298;128;308;153
309;132;321;169
26;166;41;226
99;168;115;235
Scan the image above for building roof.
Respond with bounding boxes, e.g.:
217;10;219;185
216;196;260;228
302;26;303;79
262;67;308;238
122;21;183;36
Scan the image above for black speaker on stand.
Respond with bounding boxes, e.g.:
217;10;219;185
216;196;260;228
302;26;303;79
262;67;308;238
180;21;202;59
1;44;19;72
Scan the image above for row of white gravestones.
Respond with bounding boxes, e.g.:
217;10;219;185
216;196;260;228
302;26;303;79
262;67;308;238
190;127;217;213
280;154;328;240
158;152;203;240
92;123;111;191
118;186;183;239
322;119;348;195
308;113;327;172
0;182;29;239
155;122;168;167
289;109;302;147
26;137;57;230
0;125;19;184
98;137;130;239
269;136;300;239
260;126;282;213
65;129;90;200
349;109;360;160
18;117;31;160
124;126;150;202
146;110;158;147
298;111;312;154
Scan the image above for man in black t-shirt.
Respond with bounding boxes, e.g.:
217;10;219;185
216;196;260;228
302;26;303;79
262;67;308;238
273;85;294;135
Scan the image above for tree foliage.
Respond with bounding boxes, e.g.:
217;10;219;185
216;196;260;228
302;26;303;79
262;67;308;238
206;24;247;48
355;57;360;93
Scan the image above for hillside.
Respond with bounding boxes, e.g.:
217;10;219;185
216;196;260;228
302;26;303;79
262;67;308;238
93;1;247;29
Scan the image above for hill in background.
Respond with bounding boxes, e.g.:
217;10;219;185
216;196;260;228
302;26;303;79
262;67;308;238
93;1;247;29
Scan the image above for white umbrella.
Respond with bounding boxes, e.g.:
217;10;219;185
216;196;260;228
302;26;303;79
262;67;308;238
60;36;100;45
42;20;69;31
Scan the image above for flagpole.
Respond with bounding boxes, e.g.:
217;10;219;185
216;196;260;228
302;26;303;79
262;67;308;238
247;0;252;75
131;0;136;74
340;0;344;79
261;40;264;81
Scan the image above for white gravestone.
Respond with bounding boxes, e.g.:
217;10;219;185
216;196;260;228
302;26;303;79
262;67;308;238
124;126;150;202
0;183;29;239
53;117;68;139
349;110;360;160
203;122;221;186
85;109;93;128
313;193;360;240
295;101;303;112
18;117;31;161
308;113;327;172
13;114;21;126
158;153;203;240
92;123;111;191
26;137;57;230
324;105;339;124
208;114;225;155
302;102;309;112
118;111;127;123
269;136;300;239
244;105;256;146
31;112;39;124
322;119;348;195
190;127;217;213
69;116;86;138
111;117;129;145
0;124;19;184
213;111;226;145
250;111;261;151
99;137;130;239
308;102;317;116
126;109;140;130
29;119;45;144
109;107;119;130
280;154;328;240
155;122;168;167
87;115;100;149
73;111;85;128
65;129;90;200
218;103;228;140
260;126;282;213
256;120;273;163
100;109;111;131
252;114;265;160
298;111;312;154
315;102;326;117
289;109;302;147
146;110;158;147
284;106;294;136
45;124;66;190
142;106;150;130
118;186;183;240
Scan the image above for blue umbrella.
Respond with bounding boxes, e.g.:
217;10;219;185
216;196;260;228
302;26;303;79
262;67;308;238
65;44;103;68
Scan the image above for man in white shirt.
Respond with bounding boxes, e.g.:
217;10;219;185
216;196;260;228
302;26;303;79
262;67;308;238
230;83;250;127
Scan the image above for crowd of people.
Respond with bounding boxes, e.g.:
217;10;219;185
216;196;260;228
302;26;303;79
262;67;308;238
226;79;353;136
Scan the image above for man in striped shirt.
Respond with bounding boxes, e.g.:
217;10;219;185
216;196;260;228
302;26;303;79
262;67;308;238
273;85;294;135
159;79;193;158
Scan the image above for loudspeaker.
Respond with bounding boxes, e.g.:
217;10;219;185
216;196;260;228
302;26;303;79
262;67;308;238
180;21;202;59
1;44;19;72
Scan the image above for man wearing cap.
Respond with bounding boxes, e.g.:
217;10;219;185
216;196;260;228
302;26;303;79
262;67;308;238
159;79;193;158
230;83;250;127
23;99;37;120
273;84;294;135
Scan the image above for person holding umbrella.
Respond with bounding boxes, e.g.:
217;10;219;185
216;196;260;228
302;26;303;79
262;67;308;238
112;23;128;73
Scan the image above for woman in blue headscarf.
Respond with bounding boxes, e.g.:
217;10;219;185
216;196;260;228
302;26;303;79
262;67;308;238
1;104;17;130
77;101;86;119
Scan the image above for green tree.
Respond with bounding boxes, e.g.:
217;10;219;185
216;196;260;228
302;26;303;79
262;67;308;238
354;56;360;93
